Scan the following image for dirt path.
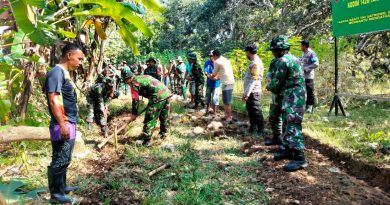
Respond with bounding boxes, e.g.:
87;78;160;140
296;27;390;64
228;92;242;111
72;102;390;204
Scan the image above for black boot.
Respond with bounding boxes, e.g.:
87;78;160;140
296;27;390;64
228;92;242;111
64;169;78;194
47;166;54;194
49;166;74;204
265;137;282;146
274;146;292;161
265;134;282;146
142;138;152;147
283;149;308;172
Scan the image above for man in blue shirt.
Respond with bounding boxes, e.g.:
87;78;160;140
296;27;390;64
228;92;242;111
45;44;84;204
204;51;220;114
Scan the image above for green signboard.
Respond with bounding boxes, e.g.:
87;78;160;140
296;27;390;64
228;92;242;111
332;0;390;36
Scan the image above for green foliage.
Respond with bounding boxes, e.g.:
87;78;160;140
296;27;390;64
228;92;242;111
71;0;165;55
9;0;55;46
226;49;247;80
0;178;45;204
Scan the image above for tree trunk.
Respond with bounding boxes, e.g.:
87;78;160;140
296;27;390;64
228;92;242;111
18;62;36;121
0;126;50;143
97;38;105;73
86;32;99;82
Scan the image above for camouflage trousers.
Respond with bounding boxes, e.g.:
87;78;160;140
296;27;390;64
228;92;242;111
269;94;283;140
142;99;170;139
172;77;182;95
281;87;306;151
194;82;205;107
86;99;107;127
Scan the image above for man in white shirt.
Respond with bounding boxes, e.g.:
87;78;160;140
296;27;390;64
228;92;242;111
208;50;235;122
300;40;319;113
242;45;265;137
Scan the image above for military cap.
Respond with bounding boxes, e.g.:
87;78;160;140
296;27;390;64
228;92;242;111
268;35;291;50
187;53;197;60
121;69;134;82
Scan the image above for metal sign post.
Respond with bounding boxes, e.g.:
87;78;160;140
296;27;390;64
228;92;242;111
328;37;346;116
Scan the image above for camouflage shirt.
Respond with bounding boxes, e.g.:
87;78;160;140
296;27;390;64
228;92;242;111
266;53;305;94
190;62;205;84
143;64;161;81
130;75;171;115
87;83;111;112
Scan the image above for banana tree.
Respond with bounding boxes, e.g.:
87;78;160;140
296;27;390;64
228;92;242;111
2;0;165;122
70;0;165;55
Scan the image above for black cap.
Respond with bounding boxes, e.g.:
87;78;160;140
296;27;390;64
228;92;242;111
212;50;221;56
300;40;310;47
147;57;157;64
245;45;257;54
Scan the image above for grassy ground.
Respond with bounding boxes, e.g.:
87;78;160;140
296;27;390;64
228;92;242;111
229;92;390;165
0;100;270;204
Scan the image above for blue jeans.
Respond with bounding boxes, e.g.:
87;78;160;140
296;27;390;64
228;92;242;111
205;86;220;106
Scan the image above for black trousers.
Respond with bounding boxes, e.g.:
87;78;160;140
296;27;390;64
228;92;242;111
246;92;265;132
50;139;75;169
305;79;315;106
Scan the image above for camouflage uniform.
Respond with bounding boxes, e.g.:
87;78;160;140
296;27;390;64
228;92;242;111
170;64;178;93
96;66;115;84
86;78;116;135
129;75;171;140
267;35;307;172
144;59;162;81
188;54;205;108
267;53;306;151
266;59;283;144
120;65;131;95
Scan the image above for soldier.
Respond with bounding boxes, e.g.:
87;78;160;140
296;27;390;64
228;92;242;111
122;70;171;147
96;62;115;84
264;58;283;146
168;60;177;93
144;57;162;81
187;53;205;109
119;61;131;95
176;56;187;99
86;77;119;137
266;35;308;172
300;39;319;113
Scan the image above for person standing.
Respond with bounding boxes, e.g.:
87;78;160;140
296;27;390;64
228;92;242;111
243;45;265;137
168;60;177;93
209;50;235;122
264;58;283;146
204;51;220;115
144;57;162;81
176;56;187;100
187;53;205;109
185;55;195;105
300;40;319;113
45;44;84;203
266;35;308;172
122;71;171;147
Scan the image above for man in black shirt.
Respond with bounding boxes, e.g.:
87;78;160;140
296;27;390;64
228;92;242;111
45;43;84;204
